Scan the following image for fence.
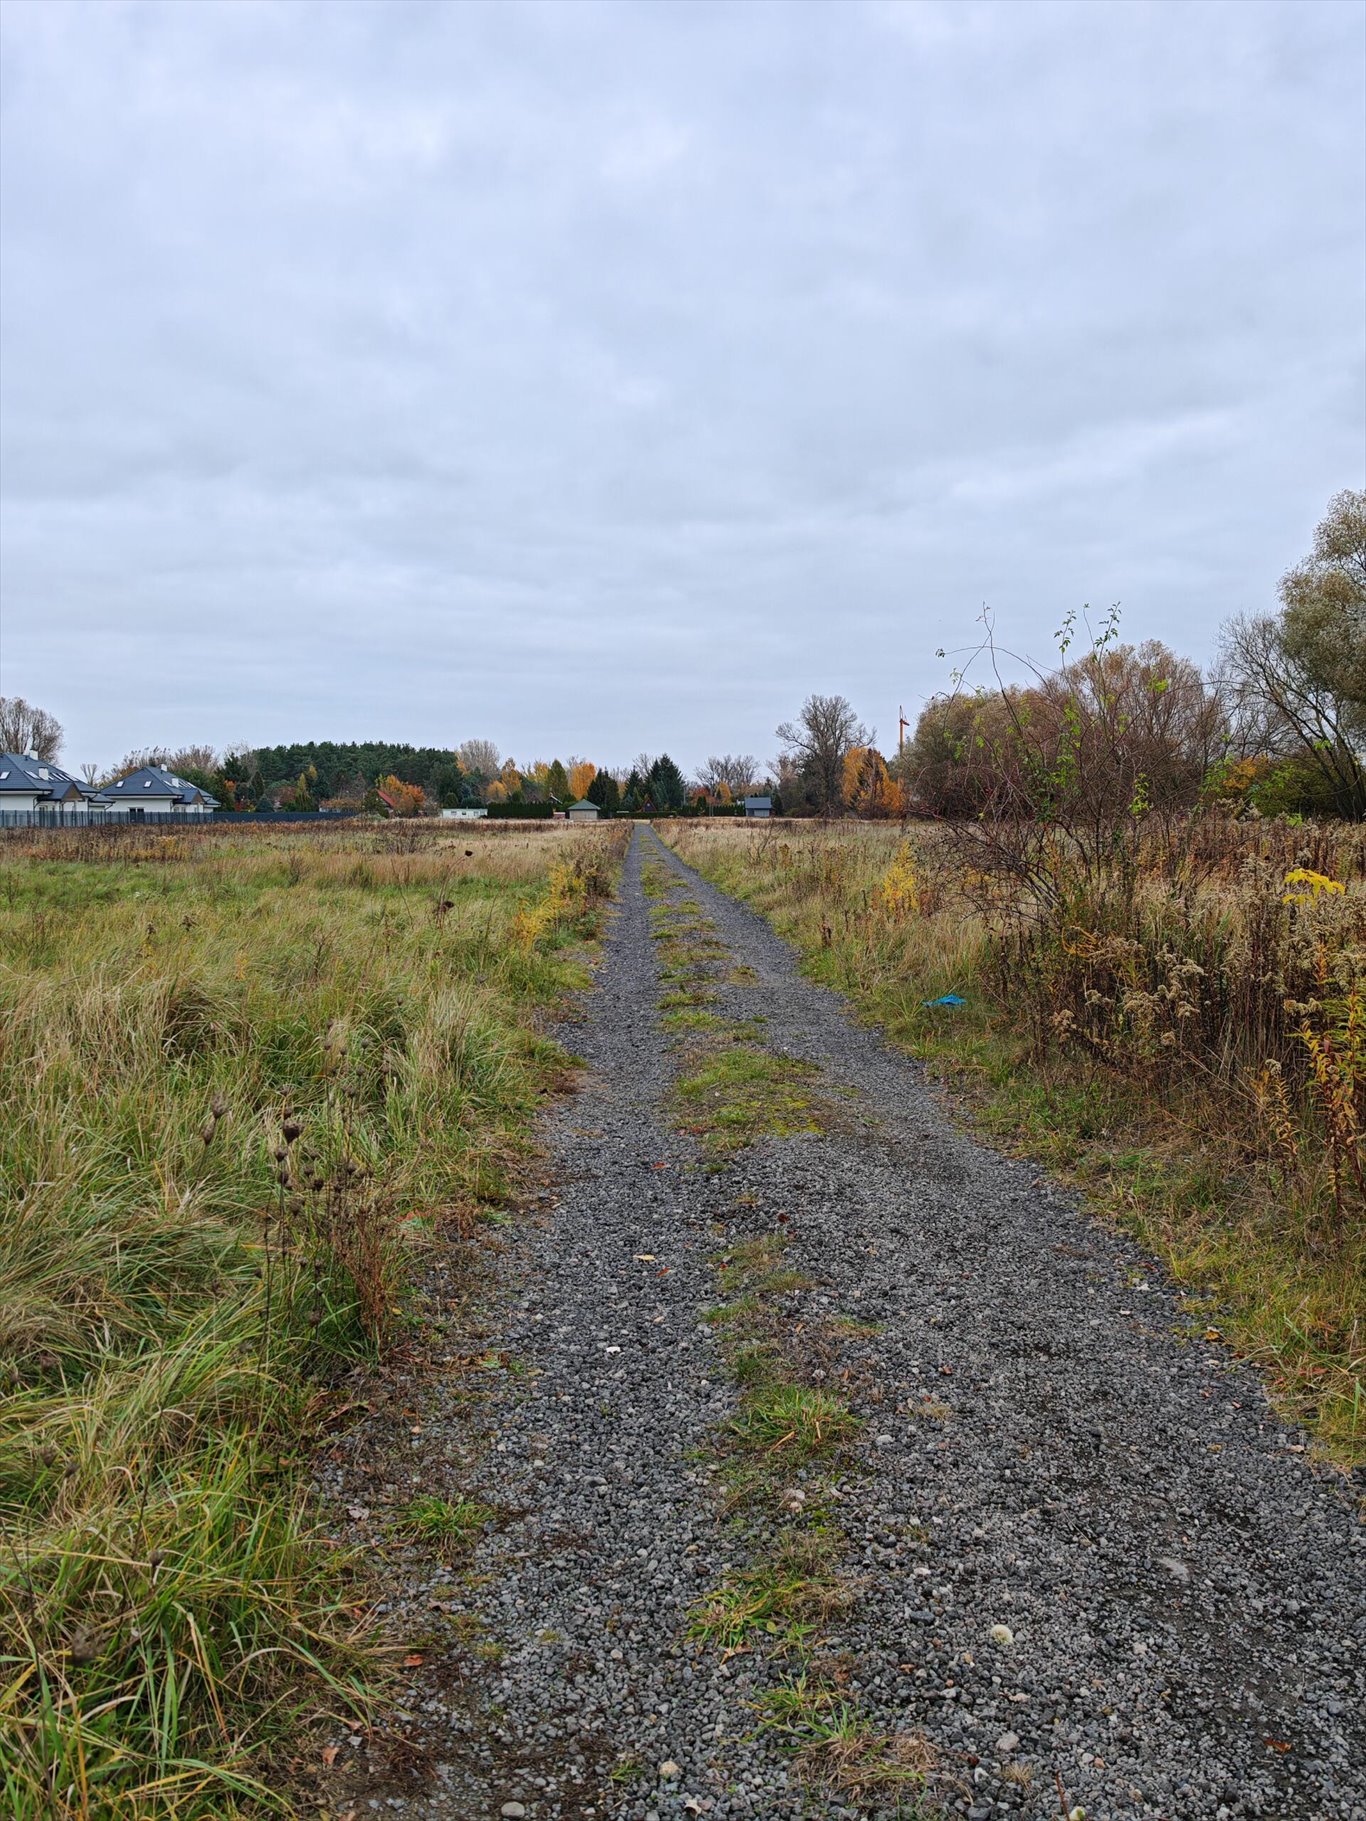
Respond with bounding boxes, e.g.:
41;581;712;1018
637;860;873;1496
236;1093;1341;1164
0;809;360;831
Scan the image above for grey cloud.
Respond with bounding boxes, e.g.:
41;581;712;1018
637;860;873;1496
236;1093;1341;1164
1;0;1362;771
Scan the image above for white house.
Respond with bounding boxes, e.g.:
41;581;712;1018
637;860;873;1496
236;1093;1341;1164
95;766;219;817
0;752;92;818
440;806;488;820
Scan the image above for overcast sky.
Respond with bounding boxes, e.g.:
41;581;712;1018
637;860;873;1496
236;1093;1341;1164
1;0;1363;774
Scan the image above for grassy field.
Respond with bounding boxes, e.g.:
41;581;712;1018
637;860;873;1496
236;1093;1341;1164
0;820;623;1819
661;816;1366;1471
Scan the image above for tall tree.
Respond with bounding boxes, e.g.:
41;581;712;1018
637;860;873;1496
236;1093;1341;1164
545;759;570;803
587;769;620;813
843;746;898;818
430;761;464;807
0;697;63;761
1277;487;1366;739
647;753;686;809
499;757;524;798
700;753;760;796
1218;490;1366;818
569;759;597;801
457;738;501;782
1221;613;1365;817
776;694;871;816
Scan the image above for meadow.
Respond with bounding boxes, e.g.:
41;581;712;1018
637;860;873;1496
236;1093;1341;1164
0;820;622;1819
662;815;1366;1470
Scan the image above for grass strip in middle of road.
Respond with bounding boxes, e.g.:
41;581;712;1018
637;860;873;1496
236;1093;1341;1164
641;841;940;1810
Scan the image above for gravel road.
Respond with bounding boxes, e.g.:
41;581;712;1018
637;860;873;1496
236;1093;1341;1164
321;826;1365;1821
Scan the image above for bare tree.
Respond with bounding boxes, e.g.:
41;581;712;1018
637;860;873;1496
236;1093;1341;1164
167;744;221;776
0;696;63;761
699;753;761;796
776;694;871;816
456;738;500;781
104;747;172;785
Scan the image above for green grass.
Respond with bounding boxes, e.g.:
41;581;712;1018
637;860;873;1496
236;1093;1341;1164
675;1044;824;1157
753;1675;936;1806
689;1529;851;1653
728;1382;860;1462
0;822;624;1818
398;1495;495;1549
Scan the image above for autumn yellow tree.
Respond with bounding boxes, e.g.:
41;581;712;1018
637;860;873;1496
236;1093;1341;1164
569;759;597;801
843;746;897;818
375;774;425;817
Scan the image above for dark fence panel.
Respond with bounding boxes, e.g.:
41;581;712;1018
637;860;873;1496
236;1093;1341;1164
213;810;359;823
0;809;360;831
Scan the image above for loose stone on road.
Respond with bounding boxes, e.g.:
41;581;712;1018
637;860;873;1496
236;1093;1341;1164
323;826;1365;1821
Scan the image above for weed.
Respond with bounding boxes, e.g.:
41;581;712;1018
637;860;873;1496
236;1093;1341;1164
728;1382;860;1462
399;1495;495;1548
755;1674;936;1802
690;1531;852;1652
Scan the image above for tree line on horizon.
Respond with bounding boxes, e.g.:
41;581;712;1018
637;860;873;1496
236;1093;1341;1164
3;489;1360;822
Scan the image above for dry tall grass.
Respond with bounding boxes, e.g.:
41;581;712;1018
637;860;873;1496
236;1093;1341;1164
0;822;623;1818
664;817;1365;1467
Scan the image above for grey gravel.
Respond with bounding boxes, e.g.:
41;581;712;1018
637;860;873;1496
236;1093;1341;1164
319;826;1366;1821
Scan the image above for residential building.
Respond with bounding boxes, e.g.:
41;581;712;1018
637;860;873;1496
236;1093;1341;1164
95;766;219;817
0;751;91;816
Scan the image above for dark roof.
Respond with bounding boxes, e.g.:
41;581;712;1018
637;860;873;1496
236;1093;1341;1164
95;766;219;808
0;752;89;800
743;795;773;808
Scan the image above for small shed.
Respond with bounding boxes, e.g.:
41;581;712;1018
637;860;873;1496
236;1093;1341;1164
566;799;600;823
743;795;773;819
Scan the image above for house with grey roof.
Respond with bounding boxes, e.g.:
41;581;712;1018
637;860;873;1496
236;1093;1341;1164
94;766;219;818
0;752;92;817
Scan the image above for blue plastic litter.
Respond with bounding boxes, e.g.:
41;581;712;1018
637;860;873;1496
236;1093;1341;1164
922;994;966;1008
